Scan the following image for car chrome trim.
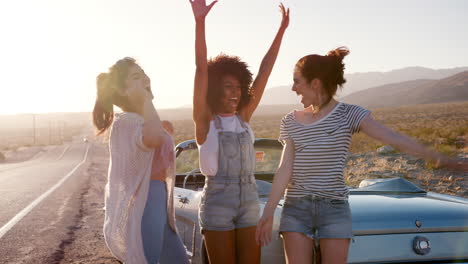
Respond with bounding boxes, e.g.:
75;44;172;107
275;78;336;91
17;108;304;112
350;260;468;264
427;192;468;205
354;228;468;236
175;215;198;263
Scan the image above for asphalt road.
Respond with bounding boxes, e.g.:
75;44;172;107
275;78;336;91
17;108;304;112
0;140;92;264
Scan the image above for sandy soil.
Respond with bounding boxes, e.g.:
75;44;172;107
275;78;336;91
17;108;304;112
58;143;120;264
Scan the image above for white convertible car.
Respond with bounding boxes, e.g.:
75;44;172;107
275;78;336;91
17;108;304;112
174;139;468;264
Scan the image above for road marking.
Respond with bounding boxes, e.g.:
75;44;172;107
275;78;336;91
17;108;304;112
0;144;90;239
55;145;70;161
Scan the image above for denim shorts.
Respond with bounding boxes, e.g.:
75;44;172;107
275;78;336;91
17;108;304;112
279;194;353;239
199;176;260;231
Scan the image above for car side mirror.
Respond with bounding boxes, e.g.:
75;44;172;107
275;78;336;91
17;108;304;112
183;168;200;189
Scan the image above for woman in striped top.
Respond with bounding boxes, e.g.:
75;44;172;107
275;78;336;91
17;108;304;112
256;47;467;264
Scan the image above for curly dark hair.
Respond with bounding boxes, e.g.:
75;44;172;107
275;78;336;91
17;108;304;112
295;47;350;101
207;54;253;113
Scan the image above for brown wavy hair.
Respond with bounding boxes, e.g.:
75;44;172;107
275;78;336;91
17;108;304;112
295;47;350;103
92;57;138;135
207;54;253;113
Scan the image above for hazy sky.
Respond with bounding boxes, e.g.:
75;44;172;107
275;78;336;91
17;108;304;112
1;0;467;114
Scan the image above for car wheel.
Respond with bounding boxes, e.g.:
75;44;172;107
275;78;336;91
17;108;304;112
201;239;209;264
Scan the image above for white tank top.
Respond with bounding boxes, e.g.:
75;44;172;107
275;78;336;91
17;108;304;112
198;115;254;176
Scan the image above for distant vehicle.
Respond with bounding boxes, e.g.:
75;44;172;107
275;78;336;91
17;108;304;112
174;139;468;264
83;137;89;143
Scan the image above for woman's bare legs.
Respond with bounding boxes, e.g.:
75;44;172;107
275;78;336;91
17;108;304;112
203;230;236;264
282;232;314;264
320;238;350;264
236;226;261;264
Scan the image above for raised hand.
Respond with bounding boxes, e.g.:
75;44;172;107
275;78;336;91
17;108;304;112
239;2;290;123
279;3;290;30
161;120;174;136
126;86;153;110
189;0;218;21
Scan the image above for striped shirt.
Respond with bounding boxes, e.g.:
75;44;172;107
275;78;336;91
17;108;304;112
279;102;370;200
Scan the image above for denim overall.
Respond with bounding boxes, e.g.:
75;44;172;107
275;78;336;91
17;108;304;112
199;114;260;231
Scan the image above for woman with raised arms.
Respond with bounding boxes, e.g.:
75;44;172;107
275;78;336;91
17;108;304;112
189;0;289;263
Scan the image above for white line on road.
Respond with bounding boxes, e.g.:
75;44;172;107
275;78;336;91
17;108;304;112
0;144;90;239
55;145;71;161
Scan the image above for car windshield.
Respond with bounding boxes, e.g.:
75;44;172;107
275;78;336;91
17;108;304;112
175;139;429;194
176;141;282;177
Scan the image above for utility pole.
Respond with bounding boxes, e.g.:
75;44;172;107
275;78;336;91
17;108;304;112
49;121;52;145
60;120;64;143
33;114;36;145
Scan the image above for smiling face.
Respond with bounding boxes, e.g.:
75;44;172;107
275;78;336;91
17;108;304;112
218;74;242;114
125;64;152;96
207;54;253;115
123;64;153;109
292;70;321;108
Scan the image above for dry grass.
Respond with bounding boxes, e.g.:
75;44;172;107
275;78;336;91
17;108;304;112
349;102;468;154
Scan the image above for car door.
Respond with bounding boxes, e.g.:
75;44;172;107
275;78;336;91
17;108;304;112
174;146;204;262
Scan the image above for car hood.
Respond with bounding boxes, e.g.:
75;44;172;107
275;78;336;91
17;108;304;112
349;193;468;235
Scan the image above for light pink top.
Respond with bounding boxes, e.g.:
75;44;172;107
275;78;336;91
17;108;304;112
151;131;174;180
103;112;177;264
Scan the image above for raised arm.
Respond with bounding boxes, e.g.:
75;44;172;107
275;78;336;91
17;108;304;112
125;73;166;149
190;0;217;145
240;3;290;123
360;115;467;171
256;138;295;246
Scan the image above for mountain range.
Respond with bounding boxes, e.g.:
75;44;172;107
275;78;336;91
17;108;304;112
261;66;468;106
340;71;468;108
